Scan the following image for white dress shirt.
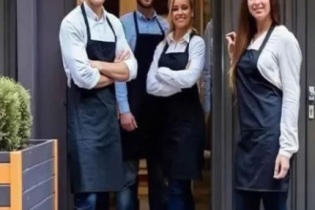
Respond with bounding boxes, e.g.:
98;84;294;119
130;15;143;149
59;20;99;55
59;2;137;89
146;31;205;97
248;25;302;158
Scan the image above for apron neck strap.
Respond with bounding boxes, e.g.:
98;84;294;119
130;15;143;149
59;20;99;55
106;17;117;42
81;4;91;41
81;4;117;42
133;11;165;36
258;25;275;55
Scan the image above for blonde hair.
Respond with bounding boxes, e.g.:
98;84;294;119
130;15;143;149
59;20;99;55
167;0;197;34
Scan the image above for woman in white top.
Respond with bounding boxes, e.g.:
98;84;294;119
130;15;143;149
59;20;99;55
226;0;302;209
146;0;205;209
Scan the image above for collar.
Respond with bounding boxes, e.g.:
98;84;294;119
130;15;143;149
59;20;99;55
166;30;192;44
83;1;106;23
135;10;157;21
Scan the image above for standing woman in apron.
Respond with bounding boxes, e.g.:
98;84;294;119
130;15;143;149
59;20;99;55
59;0;137;209
147;0;205;209
226;0;302;209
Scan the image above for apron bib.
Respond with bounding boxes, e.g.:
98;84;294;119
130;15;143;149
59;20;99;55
120;12;165;160
155;33;205;180
235;26;290;192
67;4;124;193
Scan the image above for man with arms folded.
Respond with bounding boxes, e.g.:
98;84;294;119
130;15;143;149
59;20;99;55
59;0;137;209
115;0;168;209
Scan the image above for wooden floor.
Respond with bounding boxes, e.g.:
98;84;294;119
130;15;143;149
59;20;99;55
110;170;211;210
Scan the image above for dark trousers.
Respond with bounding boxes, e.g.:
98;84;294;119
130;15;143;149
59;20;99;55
167;179;195;210
116;158;167;210
235;190;288;210
74;193;109;210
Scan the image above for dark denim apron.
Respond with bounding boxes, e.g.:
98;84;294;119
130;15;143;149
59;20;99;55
154;33;205;180
120;12;165;160
67;4;124;193
235;26;290;192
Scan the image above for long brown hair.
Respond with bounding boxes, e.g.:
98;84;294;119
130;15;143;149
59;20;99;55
229;0;280;93
167;0;197;34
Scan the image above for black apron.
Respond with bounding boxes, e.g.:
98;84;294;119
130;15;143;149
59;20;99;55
235;26;290;191
155;33;205;180
67;4;124;193
120;12;165;160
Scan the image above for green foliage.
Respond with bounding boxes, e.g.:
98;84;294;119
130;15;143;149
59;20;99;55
0;77;32;151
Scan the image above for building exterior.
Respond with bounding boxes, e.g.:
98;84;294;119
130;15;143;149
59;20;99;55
0;0;314;210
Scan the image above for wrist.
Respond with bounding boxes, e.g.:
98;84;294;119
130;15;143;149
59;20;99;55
278;149;292;159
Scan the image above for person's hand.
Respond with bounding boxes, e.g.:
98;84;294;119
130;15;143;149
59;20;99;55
115;50;131;63
274;154;290;179
90;60;103;70
120;112;138;131
225;31;236;60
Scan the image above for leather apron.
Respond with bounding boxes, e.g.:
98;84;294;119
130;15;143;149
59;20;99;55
67;4;124;193
120;12;165;160
235;26;291;191
155;33;205;180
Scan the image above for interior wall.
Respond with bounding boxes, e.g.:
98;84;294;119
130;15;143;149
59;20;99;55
120;0;136;16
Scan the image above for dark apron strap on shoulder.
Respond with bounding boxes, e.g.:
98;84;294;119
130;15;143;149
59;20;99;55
258;26;275;55
106;17;117;42
81;4;91;41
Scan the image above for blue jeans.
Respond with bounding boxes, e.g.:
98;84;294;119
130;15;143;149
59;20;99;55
167;179;194;210
74;193;109;210
235;190;288;210
116;158;167;210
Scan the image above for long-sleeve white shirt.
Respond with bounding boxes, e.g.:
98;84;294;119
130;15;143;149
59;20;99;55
248;25;302;158
59;2;137;89
146;31;205;97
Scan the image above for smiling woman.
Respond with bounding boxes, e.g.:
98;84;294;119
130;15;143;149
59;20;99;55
226;0;302;210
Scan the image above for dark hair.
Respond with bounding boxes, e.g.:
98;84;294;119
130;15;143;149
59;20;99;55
229;0;280;93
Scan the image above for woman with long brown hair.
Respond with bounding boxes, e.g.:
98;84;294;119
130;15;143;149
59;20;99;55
146;0;205;209
226;0;302;209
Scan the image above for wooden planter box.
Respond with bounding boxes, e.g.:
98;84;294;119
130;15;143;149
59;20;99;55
0;139;58;210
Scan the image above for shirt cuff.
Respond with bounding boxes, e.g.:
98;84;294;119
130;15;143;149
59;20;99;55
278;149;293;159
118;101;130;114
124;59;137;81
87;68;101;89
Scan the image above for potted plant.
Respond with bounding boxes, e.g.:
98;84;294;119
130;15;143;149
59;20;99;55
0;76;58;210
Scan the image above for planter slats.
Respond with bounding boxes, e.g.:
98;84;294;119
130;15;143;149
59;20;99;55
0;139;58;210
0;153;9;163
22;141;53;170
22;178;54;210
29;195;54;210
0;186;10;206
23;159;53;191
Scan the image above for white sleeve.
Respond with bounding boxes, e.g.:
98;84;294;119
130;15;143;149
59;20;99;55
146;41;182;97
278;33;302;158
113;16;138;81
155;37;205;89
59;19;100;89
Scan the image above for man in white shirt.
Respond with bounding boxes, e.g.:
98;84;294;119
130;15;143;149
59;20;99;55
59;0;137;209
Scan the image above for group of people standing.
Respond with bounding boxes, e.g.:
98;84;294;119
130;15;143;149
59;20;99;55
59;0;302;210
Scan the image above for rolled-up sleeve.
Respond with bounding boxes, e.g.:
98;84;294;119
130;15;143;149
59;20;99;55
114;18;138;81
147;42;182;97
156;37;205;89
59;19;100;89
278;33;302;158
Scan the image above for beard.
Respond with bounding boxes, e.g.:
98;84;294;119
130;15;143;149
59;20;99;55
137;0;153;9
